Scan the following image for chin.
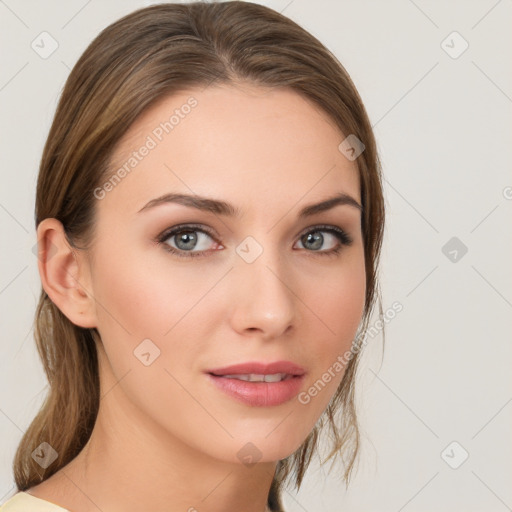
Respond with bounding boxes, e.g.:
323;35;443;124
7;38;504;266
224;426;312;466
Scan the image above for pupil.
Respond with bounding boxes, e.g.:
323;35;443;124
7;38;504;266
176;231;197;250
305;232;322;250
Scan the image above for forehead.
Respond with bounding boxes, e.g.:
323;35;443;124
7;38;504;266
100;84;361;219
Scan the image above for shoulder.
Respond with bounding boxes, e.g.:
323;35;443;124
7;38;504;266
1;491;71;511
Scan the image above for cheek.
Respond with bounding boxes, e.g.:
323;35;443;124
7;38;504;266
91;224;188;323
89;243;219;371
310;250;367;349
89;250;218;426
297;250;366;406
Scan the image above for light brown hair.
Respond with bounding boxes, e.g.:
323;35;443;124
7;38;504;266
13;2;385;510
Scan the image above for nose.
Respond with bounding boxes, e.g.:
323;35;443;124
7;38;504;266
229;245;298;340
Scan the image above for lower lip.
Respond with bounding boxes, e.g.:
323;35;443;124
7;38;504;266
207;374;305;407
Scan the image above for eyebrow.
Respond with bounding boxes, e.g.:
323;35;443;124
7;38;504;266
137;191;362;217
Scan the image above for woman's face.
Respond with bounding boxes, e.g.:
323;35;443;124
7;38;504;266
84;84;366;464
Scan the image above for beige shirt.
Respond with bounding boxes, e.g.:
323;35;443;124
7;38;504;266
1;491;70;511
1;491;274;511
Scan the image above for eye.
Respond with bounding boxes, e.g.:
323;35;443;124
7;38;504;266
295;225;353;257
156;224;221;259
155;223;353;259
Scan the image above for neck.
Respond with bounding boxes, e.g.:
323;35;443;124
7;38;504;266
46;344;278;512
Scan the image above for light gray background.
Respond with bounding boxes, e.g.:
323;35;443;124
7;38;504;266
1;0;511;511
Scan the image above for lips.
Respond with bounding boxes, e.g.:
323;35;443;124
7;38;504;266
206;360;306;377
205;361;306;407
219;373;289;382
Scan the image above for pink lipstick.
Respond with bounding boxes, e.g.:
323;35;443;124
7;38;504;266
205;361;306;407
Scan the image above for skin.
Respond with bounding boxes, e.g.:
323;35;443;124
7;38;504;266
30;83;366;512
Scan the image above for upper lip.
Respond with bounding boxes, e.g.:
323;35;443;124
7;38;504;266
207;361;306;377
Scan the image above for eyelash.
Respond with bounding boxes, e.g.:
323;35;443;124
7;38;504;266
155;223;353;259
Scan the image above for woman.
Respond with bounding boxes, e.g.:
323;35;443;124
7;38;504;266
1;2;384;511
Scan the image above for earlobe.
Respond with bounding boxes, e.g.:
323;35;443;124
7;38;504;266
36;218;97;328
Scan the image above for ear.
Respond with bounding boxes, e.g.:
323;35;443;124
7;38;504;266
35;218;97;328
